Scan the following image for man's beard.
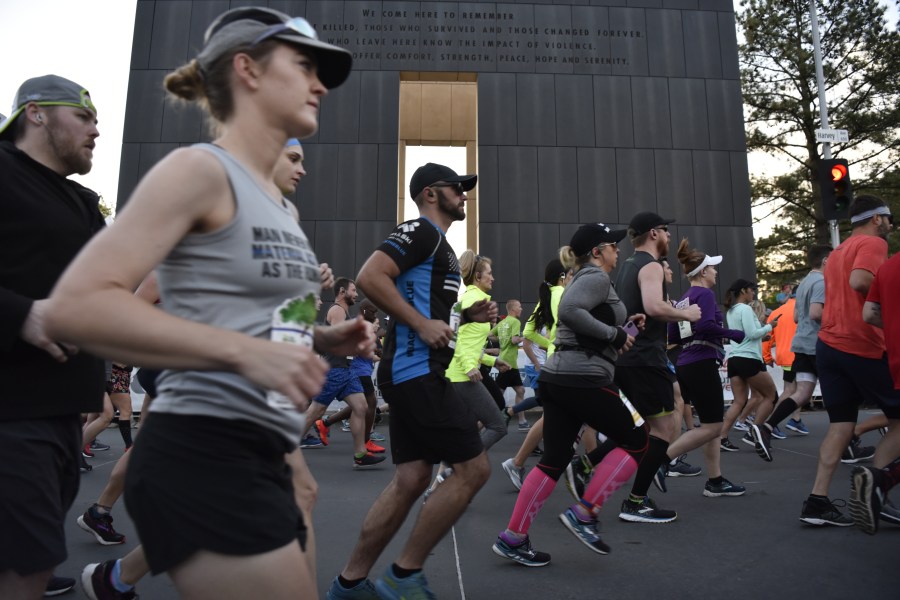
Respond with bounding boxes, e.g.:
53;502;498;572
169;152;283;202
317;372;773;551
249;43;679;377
46;121;92;175
437;189;465;221
656;234;669;258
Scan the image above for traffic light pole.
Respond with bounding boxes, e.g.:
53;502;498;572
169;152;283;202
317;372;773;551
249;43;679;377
810;0;841;248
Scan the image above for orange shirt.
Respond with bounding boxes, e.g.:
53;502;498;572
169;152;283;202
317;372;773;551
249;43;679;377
762;298;796;368
819;235;887;359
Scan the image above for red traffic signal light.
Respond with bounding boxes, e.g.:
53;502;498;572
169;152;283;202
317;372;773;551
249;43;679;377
819;158;852;221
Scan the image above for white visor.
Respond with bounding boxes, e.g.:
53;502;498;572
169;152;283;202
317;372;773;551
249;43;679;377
687;254;723;278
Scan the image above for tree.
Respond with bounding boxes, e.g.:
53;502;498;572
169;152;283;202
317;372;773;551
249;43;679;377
738;0;900;290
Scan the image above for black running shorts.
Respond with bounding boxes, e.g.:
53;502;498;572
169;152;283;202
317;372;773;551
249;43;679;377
382;371;484;465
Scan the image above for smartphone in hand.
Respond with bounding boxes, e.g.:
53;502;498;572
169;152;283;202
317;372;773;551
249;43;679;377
623;321;639;336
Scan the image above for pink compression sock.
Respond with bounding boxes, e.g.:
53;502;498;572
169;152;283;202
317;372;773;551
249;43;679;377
507;467;557;534
581;448;638;512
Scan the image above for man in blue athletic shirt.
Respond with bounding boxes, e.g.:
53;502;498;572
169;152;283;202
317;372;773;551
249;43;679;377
327;163;496;600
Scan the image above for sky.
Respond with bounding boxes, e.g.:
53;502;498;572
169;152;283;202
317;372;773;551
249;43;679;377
2;0;896;226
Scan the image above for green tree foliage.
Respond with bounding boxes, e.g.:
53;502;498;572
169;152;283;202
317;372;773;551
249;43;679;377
738;0;900;290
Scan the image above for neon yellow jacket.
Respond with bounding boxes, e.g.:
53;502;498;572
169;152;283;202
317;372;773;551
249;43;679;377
522;285;563;358
446;285;495;382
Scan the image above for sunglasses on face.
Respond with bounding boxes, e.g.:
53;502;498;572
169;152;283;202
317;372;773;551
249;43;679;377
654;226;669;233
431;182;465;196
251;16;319;47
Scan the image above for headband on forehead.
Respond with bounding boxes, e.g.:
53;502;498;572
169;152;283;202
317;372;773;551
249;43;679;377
686;254;723;278
850;206;891;224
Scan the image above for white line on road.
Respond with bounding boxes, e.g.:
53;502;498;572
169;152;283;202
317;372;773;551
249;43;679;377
452;525;466;600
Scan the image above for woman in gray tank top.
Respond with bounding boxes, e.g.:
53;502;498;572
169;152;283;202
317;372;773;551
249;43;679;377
46;7;371;599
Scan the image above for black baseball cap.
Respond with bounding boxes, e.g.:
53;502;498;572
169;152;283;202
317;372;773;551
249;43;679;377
569;223;628;256
628;211;676;237
409;163;477;199
198;7;352;89
727;278;758;294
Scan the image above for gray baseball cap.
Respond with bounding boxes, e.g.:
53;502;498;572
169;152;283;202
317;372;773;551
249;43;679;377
198;7;352;89
0;75;96;138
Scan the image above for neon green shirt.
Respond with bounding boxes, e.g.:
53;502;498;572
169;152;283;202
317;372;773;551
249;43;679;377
446;285;496;382
522;285;564;358
491;316;522;368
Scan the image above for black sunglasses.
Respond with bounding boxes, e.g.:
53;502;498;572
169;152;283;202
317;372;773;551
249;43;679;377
431;182;465;196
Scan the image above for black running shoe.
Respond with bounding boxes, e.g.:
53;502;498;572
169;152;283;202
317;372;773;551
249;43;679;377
799;496;853;527
492;534;551;567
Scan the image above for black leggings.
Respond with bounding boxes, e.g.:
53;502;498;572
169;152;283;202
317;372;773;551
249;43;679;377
480;365;506;411
537;381;648;481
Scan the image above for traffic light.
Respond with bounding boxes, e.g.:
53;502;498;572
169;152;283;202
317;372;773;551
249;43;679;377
819;158;852;221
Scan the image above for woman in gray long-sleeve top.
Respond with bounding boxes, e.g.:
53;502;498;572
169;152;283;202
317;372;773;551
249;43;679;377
492;222;651;567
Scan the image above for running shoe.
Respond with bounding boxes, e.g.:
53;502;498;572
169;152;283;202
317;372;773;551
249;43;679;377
786;418;809;435
770;425;787;440
81;561;138;600
79;456;92;472
720;438;739;452
618;496;677;523
703;478;746;497
375;567;436;599
369;431;386;442
300;435;324;449
353;452;386;468
740;431;755;447
733;420;749;432
326;576;380;600
77;506;125;545
652;464;668;494
90;440;111;452
849;466;885;535
315;419;330;446
559;508;611;554
749;423;773;462
341;419;351;432
841;437;875;464
799;496;853;527
881;498;900;525
365;440;386;453
82;443;94;459
668;454;701;477
530;445;544;457
564;455;591;500
501;458;525;491
517;421;531;432
746;415;755;423
492;534;551;567
45;575;76;597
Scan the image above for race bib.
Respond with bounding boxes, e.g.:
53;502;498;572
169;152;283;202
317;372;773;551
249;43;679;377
266;294;317;411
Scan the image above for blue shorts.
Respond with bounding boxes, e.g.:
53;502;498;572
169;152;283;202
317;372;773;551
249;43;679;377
816;339;900;422
523;365;541;390
312;368;364;405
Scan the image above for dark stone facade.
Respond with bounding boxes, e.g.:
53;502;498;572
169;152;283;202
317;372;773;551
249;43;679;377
120;0;753;307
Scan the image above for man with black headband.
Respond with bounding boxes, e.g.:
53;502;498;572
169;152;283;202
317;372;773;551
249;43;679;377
800;195;900;528
0;75;105;599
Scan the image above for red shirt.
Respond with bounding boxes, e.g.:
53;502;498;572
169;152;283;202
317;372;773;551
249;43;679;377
867;254;900;389
819;235;887;359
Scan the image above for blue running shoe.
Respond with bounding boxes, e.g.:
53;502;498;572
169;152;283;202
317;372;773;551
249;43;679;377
300;435;323;449
326;576;380;600
786;418;809;435
559;508;611;554
375;567;436;600
369;431;386;442
770;425;787;440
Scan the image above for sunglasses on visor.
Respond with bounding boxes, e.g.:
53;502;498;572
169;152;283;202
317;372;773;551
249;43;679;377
251;17;319;46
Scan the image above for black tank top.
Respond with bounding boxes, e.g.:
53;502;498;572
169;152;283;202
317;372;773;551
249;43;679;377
614;251;667;368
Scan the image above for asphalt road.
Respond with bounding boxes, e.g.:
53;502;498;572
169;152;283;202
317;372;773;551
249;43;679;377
60;407;898;599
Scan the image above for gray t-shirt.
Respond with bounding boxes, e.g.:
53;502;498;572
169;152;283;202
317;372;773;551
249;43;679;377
791;270;825;355
151;144;322;445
